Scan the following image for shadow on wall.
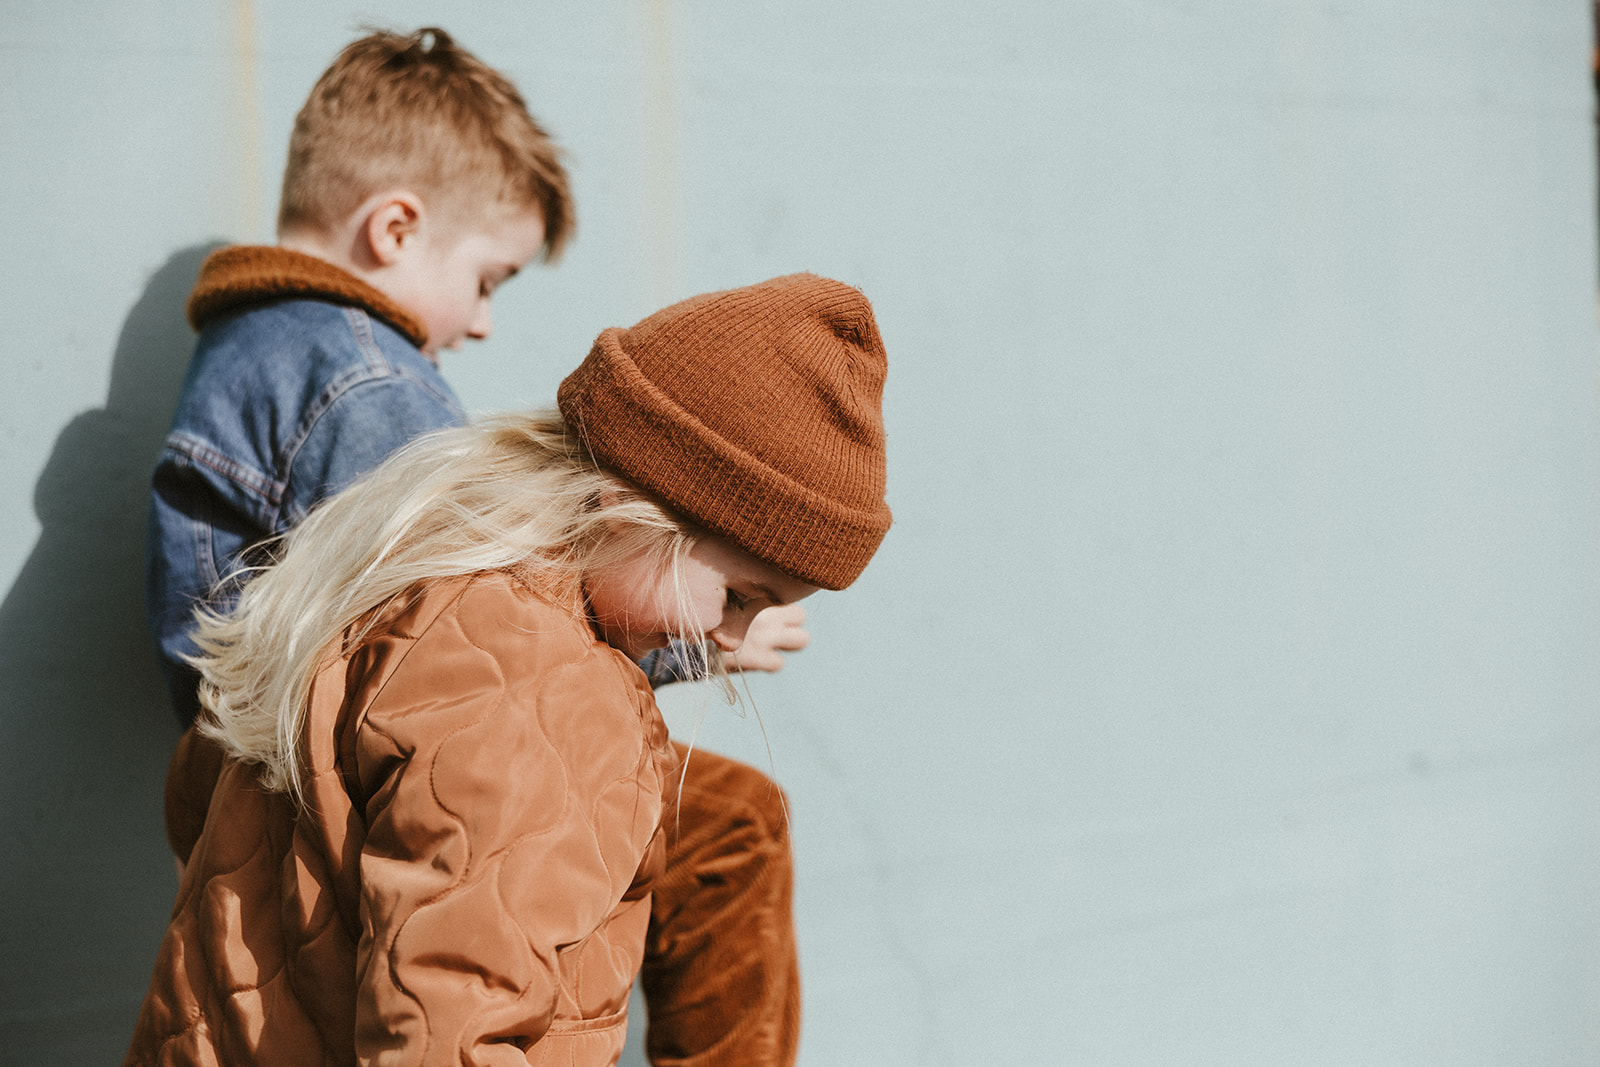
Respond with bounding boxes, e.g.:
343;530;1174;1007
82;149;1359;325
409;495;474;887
0;245;217;1061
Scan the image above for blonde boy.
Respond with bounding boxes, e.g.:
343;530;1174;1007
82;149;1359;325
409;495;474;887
147;28;800;1067
151;27;570;714
273;26;570;353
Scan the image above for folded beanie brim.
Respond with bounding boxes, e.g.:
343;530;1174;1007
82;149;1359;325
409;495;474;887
559;326;890;590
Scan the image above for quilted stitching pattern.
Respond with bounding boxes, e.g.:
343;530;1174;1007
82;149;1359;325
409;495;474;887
125;572;674;1067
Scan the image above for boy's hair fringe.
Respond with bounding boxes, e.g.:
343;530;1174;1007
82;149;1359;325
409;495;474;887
277;26;574;259
191;412;702;805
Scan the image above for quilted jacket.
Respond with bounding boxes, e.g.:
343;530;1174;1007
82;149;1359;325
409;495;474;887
124;570;677;1067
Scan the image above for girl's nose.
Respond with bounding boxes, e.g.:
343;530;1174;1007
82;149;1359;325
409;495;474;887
710;621;747;654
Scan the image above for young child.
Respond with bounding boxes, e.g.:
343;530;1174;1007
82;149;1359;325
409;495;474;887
123;273;891;1066
147;28;807;1066
147;27;571;718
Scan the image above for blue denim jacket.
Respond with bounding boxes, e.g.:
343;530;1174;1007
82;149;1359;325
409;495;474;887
149;249;695;724
148;293;463;723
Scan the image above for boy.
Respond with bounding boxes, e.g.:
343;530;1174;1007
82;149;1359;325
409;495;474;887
147;28;799;1066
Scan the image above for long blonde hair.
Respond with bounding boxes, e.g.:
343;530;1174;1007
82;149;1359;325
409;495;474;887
191;411;699;803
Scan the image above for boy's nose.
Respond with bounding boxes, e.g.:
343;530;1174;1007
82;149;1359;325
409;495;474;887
468;305;492;340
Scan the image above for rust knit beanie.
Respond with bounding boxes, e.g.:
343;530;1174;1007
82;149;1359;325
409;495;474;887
557;273;890;590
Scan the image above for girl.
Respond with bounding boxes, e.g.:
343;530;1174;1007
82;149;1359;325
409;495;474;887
123;274;890;1067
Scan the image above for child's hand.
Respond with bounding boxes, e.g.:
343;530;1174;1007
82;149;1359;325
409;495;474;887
728;603;810;673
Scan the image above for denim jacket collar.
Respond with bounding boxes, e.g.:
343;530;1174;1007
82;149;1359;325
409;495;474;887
186;245;429;349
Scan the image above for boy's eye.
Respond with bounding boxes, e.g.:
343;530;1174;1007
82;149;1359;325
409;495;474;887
725;589;749;612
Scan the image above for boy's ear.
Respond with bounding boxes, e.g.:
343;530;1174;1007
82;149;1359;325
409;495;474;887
360;192;426;267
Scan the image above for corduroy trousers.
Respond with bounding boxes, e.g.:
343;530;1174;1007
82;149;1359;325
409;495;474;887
644;744;801;1067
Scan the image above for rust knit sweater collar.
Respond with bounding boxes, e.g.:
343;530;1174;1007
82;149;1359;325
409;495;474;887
185;245;429;349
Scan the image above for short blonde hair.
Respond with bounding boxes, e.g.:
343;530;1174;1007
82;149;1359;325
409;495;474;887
277;27;574;260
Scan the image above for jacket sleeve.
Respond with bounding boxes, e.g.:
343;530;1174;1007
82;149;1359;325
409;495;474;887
349;592;665;1066
635;639;707;688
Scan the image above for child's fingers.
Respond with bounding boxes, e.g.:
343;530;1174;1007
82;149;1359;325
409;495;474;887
771;625;810;652
730;604;811;673
730;648;787;673
751;604;810;651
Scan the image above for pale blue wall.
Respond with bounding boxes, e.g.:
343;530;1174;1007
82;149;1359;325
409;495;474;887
2;2;1596;1064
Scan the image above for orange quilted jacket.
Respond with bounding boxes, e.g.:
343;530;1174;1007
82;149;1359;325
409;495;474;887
124;571;676;1066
